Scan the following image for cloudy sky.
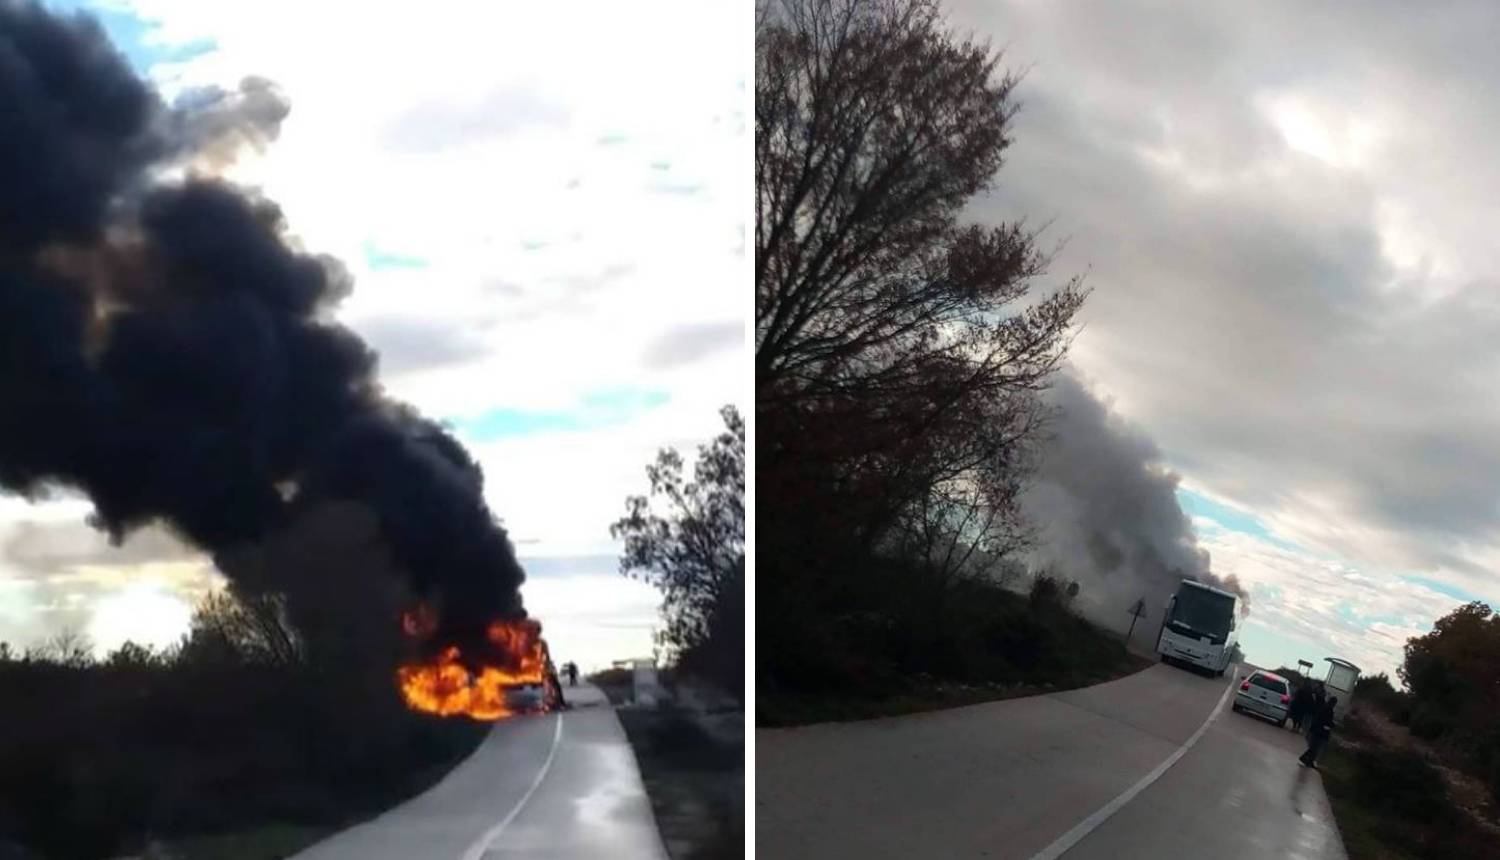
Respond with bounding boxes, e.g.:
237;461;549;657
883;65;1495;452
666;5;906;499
0;0;745;670
945;0;1500;679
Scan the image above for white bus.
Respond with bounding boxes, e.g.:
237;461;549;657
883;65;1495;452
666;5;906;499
1156;579;1238;676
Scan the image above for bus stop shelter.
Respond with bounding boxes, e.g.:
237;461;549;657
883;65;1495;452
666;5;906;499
1323;657;1361;719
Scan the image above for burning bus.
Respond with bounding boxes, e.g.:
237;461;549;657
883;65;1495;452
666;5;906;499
396;611;563;720
1156;578;1239;676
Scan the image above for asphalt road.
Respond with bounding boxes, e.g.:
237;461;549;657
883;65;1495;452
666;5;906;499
756;663;1347;859
290;685;668;860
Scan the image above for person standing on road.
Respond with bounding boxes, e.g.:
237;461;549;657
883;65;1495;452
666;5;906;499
1303;686;1325;739
541;641;569;710
1289;683;1313;731
1299;696;1337;768
565;661;579;687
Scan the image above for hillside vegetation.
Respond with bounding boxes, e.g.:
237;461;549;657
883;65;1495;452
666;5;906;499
0;598;486;860
1319;601;1500;859
760;571;1150;726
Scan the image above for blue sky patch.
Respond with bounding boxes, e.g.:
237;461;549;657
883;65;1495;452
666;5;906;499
1401;574;1484;606
54;1;216;74
363;243;430;271
1176;488;1301;551
1239;621;1336;674
451;388;669;441
580;387;669;413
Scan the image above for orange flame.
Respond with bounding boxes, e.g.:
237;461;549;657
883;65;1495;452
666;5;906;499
396;617;550;721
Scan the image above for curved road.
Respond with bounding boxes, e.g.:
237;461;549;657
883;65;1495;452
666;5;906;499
756;663;1346;859
291;685;668;860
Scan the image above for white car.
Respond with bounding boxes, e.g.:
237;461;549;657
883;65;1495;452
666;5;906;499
1231;670;1290;727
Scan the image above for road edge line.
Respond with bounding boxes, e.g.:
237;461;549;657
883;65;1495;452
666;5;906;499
460;710;565;860
1027;667;1239;860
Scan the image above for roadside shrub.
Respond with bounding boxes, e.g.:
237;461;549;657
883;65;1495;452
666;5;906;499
1388;699;1413;725
1339;710;1375;742
1350;744;1451;823
0;655;487;858
1354;672;1413;721
1479;731;1500;807
1407;704;1453;741
1028;573;1081;611
1028;574;1061;607
1354;672;1394;695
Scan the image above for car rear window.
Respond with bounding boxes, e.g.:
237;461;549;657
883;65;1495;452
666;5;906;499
1249;674;1288;693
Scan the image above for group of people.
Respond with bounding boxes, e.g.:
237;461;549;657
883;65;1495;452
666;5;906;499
1287;681;1338;768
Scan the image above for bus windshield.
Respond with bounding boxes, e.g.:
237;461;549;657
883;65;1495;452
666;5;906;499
1167;584;1235;643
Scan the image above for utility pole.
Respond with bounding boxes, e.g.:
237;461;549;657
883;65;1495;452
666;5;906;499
1126;598;1147;643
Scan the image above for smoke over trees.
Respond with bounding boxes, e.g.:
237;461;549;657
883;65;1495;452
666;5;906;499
755;1;1251;712
0;0;525;664
1022;371;1250;628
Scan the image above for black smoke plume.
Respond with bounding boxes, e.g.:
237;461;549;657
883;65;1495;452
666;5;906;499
0;1;525;660
1022;370;1250;631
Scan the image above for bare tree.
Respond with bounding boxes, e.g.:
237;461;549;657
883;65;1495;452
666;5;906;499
890;455;1035;591
757;0;1085;566
178;589;302;667
38;626;94;667
611;406;745;697
106;640;161;669
758;0;1083;387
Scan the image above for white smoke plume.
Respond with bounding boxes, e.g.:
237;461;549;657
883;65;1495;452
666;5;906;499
1022;368;1250;633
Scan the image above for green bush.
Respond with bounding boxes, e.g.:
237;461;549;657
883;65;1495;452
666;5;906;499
758;551;1137;724
1408;704;1453;741
1478;732;1500;807
1389;700;1413;725
1353;671;1415;724
1350;744;1451;823
0;658;487;858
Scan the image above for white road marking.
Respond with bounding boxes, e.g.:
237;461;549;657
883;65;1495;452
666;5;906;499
460;711;565;860
1027;667;1239;860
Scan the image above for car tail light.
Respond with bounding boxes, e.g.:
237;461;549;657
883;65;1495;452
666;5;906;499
1281;694;1290;704
1240;681;1250;691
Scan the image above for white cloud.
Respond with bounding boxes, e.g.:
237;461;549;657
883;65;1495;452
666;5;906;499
1197;524;1458;679
1257;91;1386;171
520;569;663;673
471;382;738;556
87;578;197;653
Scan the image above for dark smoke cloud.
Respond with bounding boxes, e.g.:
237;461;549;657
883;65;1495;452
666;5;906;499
1022;370;1249;631
0;1;526;659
